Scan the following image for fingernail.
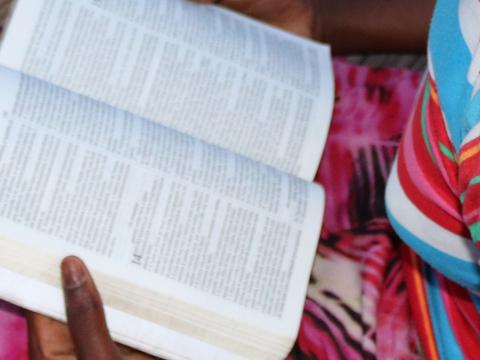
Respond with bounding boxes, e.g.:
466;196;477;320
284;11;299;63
62;257;86;290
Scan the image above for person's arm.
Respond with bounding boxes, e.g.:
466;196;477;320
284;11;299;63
194;0;436;54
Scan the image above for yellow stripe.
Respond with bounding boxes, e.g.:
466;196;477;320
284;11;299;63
459;143;480;164
430;85;439;105
410;252;440;360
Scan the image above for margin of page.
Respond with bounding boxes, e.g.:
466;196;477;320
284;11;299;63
280;183;325;338
0;0;38;70
298;48;334;181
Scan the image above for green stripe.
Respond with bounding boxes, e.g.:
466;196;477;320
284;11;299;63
438;142;456;162
468;222;480;241
469;176;480;186
421;82;435;161
459;177;480;203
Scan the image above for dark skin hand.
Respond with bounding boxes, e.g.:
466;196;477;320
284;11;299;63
28;257;151;359
28;1;437;357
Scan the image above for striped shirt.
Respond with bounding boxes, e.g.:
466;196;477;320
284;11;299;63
385;0;480;358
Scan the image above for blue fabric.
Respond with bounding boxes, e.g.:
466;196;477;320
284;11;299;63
465;92;480;136
424;266;465;360
387;209;480;291
429;0;473;150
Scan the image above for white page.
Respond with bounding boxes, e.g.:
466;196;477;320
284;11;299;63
0;66;325;359
0;0;334;180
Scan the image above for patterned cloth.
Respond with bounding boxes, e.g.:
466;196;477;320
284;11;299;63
385;0;480;358
289;59;422;359
0;59;423;359
0;301;27;360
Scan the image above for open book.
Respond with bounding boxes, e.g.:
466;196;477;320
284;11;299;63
0;0;334;359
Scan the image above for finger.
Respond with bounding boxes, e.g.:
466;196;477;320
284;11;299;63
61;256;121;360
27;312;75;359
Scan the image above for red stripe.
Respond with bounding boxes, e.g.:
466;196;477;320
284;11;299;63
444;279;480;335
401;245;440;360
426;79;458;192
409;94;459;207
397;85;467;236
439;275;480;359
398;144;468;237
458;151;480;227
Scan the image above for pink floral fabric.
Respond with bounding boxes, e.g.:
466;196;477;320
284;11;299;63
289;59;423;359
0;59;422;359
0;301;27;360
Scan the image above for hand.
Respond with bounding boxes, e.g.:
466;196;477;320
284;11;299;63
27;256;152;360
192;0;318;39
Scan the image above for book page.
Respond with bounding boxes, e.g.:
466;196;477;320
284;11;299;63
0;0;334;180
0;66;325;359
0;266;248;360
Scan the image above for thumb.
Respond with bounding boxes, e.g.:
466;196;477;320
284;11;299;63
61;256;121;360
